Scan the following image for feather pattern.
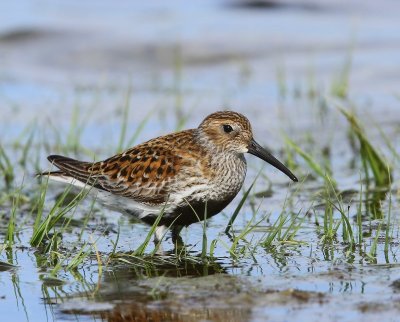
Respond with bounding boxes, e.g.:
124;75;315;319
39;111;297;239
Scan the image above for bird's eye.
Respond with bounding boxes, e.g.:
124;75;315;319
223;124;233;133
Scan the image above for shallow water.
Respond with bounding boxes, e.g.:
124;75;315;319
1;1;400;321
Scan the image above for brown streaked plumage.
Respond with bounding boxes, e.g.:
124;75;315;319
39;111;297;243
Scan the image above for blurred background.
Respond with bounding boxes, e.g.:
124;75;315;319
1;0;400;153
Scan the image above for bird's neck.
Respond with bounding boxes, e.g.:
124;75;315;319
208;152;247;201
194;128;226;154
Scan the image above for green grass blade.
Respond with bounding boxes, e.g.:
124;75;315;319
284;137;336;186
339;107;391;186
224;177;257;234
134;204;166;256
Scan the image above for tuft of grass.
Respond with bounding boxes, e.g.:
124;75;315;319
5;179;26;250
340;108;391;187
18;127;36;168
373;118;400;164
262;210;304;248
6;195;18;249
366;223;381;263
228;200;266;259
0;144;14;190
30;183;89;248
319;200;337;243
285;136;336;186
318;176;355;249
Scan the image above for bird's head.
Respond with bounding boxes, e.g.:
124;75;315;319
197;110;298;182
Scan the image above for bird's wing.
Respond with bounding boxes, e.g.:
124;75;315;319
44;130;197;205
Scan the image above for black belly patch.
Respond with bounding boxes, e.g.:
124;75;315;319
129;198;233;227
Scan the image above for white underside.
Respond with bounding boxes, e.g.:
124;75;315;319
45;174;164;219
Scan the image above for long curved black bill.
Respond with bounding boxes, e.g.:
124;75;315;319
248;139;298;182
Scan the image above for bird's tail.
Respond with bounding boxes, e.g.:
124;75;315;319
37;155;98;188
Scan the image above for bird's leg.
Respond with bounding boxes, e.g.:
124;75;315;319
171;225;184;247
154;225;168;244
153;225;169;255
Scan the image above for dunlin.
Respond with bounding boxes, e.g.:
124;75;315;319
39;111;297;242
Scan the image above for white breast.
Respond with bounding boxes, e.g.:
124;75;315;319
209;153;247;201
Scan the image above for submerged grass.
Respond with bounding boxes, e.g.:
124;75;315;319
262;209;304;248
6;194;18;249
